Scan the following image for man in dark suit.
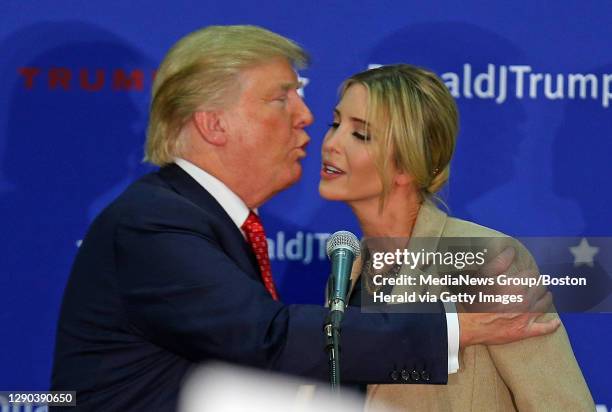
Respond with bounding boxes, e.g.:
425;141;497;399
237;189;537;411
50;25;559;411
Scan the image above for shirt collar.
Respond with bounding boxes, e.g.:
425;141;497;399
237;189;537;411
175;158;250;229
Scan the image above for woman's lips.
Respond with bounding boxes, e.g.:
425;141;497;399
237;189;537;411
321;162;345;179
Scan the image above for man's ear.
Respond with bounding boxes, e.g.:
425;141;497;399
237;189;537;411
192;110;227;146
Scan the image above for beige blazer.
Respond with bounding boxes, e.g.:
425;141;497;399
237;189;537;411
352;201;595;412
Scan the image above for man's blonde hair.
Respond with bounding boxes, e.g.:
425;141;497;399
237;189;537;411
341;64;458;204
145;25;309;165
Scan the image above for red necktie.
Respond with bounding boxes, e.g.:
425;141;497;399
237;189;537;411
241;211;279;301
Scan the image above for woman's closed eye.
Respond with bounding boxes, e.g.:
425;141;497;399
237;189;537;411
327;122;370;141
352;131;369;141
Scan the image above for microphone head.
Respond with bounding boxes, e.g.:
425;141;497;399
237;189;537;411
326;231;361;258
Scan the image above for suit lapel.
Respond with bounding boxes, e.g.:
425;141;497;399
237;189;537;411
156;164;260;279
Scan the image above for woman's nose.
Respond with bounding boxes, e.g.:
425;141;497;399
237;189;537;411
322;129;342;154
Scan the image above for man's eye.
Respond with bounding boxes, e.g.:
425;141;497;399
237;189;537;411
328;122;340;129
274;96;288;103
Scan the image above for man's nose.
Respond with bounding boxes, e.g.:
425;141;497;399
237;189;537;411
294;95;314;128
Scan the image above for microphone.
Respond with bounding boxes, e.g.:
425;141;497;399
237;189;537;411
324;231;360;390
326;231;361;314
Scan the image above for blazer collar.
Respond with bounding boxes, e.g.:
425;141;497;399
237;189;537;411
156;164;260;278
157;164;235;223
410;199;449;247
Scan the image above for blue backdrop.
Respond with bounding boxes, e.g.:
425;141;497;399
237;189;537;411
1;1;610;408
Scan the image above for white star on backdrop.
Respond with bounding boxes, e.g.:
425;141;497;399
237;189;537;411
569;238;599;267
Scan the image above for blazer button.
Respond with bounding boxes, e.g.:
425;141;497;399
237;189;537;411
390;370;400;381
421;370;430;381
410;369;420;382
400;369;410;382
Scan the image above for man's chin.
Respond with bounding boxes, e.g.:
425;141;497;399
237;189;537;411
289;164;303;184
275;167;302;192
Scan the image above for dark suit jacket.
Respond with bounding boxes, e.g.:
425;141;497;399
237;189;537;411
50;164;447;411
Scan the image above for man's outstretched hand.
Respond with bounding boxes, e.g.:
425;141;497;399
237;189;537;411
458;246;560;347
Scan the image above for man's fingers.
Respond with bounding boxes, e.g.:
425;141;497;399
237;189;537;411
529;290;554;313
482;246;515;275
523;316;561;339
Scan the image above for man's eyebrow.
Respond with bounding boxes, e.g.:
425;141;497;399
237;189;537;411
333;108;367;126
280;81;303;91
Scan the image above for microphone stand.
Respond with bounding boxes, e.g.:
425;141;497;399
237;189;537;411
324;299;345;394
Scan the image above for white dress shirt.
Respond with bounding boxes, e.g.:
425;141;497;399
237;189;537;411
175;158;459;373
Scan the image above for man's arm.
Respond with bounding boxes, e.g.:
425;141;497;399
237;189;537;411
115;209;448;384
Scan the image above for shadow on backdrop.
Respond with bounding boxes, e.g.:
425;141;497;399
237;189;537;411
552;64;612;236
0;21;154;390
549;69;612;404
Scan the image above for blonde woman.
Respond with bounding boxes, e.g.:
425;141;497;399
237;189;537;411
319;64;594;411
